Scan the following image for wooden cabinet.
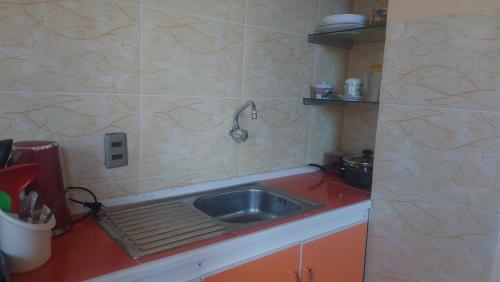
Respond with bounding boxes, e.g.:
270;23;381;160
205;223;367;282
301;223;368;282
204;246;300;282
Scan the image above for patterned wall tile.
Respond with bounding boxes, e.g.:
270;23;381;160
347;42;385;94
246;0;318;34
143;0;246;23
141;96;239;178
307;104;343;163
366;182;498;282
141;7;244;97
312;45;348;94
142;8;244;97
381;11;500;111
239;99;308;175
71;180;140;201
244;27;313;99
374;104;500;213
139;168;237;193
0;93;140;186
341;103;379;155
0;0;139;93
494;229;500;282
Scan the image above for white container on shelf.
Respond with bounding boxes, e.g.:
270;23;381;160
0;209;56;273
344;78;362;97
311;81;334;99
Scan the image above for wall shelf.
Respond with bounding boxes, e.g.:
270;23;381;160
308;25;386;49
303;97;379;105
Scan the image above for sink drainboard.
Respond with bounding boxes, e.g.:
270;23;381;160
97;198;228;259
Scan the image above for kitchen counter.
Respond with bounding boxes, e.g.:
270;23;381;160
12;171;370;282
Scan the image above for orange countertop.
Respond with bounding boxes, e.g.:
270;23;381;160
12;171;370;282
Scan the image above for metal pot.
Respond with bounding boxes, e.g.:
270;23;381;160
339;150;373;189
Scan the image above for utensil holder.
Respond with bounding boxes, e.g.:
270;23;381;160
0;209;55;273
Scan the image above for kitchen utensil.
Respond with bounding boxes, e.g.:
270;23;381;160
339;150;373;189
0;208;56;273
0;192;12;213
28;191;38;212
18;192;31;222
320;14;367;26
18;191;38;222
0;140;13;169
0;163;39;213
11;141;72;235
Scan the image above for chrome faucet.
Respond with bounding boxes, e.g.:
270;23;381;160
229;100;257;142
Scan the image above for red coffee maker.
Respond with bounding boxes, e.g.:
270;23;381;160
10;141;72;236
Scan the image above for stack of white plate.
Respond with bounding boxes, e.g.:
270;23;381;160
316;14;367;33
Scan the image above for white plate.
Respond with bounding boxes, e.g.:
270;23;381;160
316;23;365;33
337;95;362;101
321;14;367;26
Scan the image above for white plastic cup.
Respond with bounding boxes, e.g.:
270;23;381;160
344;78;363;97
0;209;56;273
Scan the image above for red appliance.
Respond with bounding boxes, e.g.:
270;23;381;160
0;163;39;212
10;141;72;236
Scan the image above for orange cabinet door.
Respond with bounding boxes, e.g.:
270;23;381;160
301;223;368;282
204;245;300;282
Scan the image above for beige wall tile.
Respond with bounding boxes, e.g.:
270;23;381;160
341;103;378;155
239;99;308;175
0;0;139;93
143;0;246;23
494;229;500;282
142;8;244;97
366;182;498;282
0;93;140;186
347;42;385;94
246;0;318;34
374;104;500;213
244;27;313;99
312;45;348;94
307;104;343;162
70;180;140;201
381;11;500;111
141;96;239;178
139;168;237;193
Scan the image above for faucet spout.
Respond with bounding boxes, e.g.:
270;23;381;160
233;100;257;129
230;101;257;143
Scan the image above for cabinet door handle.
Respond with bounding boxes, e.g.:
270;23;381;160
294;271;301;282
306;268;314;282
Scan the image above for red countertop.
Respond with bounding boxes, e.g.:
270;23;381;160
12;171;370;282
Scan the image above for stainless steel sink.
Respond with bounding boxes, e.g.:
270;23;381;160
97;182;321;258
190;185;317;224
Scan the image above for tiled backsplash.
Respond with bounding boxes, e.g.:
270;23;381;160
0;0;354;200
366;5;500;282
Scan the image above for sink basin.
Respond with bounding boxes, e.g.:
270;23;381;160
98;182;321;258
191;183;320;225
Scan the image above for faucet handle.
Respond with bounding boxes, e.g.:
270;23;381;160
229;128;248;142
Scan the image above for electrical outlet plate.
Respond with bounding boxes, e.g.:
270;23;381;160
104;133;128;169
